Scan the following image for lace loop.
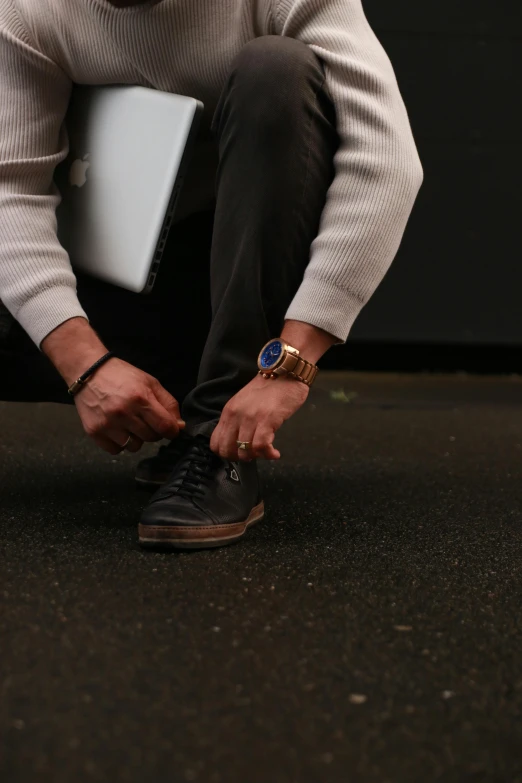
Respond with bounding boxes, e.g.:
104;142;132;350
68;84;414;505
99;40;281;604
168;436;216;500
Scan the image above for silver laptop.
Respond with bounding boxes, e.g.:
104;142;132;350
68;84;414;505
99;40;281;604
55;85;203;294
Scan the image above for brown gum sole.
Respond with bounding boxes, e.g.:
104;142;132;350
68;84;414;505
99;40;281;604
138;502;265;550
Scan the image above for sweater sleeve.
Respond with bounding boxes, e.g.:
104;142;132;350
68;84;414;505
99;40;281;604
0;1;88;349
276;0;424;343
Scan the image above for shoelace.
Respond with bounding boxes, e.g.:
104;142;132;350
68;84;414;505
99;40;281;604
165;436;217;501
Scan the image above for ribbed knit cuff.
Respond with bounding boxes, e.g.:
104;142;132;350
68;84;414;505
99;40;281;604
15;285;89;350
284;276;365;345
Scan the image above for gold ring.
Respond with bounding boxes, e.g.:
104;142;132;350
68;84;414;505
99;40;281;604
236;441;251;451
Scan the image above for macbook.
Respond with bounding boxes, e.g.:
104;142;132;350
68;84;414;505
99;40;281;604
55;85;203;293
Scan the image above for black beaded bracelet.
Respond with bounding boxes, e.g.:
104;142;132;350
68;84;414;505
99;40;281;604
67;351;115;397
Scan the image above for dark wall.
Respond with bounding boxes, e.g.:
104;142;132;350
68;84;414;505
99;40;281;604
346;0;522;346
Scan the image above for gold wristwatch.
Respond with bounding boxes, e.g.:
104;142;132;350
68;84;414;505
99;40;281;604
257;339;319;387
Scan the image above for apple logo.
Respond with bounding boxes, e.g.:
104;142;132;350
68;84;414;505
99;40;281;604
69;154;90;188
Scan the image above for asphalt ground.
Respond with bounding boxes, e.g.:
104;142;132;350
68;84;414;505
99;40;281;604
2;371;522;782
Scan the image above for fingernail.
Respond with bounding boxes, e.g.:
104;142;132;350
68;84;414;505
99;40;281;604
177;419;186;426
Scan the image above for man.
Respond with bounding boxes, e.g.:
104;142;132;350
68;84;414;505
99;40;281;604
0;0;423;549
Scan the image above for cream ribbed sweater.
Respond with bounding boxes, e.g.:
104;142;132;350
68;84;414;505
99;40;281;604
0;0;423;348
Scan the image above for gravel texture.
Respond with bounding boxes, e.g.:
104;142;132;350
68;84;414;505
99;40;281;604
2;372;522;782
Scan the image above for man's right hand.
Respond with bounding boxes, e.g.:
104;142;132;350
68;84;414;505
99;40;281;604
41;317;185;455
73;356;185;454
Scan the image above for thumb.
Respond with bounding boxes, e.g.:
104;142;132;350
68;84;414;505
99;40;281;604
151;380;185;427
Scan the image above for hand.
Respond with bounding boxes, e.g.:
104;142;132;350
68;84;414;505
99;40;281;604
73;357;185;455
210;373;310;461
41;317;185;455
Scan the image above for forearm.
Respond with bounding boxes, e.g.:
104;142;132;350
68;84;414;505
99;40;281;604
278;0;423;344
280;319;337;365
41;317;109;386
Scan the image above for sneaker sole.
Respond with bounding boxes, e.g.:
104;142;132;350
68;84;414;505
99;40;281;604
138;501;265;550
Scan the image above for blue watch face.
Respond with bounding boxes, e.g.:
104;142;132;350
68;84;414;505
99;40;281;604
260;339;283;370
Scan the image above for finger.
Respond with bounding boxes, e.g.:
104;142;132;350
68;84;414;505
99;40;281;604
218;414;242;461
150;381;185;427
130;415;164;443
91;432;128;456
123;435;144;454
140;394;181;440
209;421;222;455
210;408;236;459
106;430;145;454
210;414;237;456
236;422;256;462
252;423;281;461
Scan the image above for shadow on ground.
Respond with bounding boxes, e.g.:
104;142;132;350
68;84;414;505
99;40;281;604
2;372;522;782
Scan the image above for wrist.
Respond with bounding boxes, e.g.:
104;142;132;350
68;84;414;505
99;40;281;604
41;317;109;386
280;320;337;364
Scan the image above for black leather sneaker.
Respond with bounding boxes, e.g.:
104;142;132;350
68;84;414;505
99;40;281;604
135;431;195;489
138;434;264;549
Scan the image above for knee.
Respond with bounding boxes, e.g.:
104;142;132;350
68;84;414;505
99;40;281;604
229;35;323;99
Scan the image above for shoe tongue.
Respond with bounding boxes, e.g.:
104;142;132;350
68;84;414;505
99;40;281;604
183;433;213;464
192;433;214;453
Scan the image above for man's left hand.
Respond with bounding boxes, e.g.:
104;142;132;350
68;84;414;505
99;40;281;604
210;373;310;461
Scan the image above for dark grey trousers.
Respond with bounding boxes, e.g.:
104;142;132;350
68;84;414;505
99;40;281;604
0;35;339;433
